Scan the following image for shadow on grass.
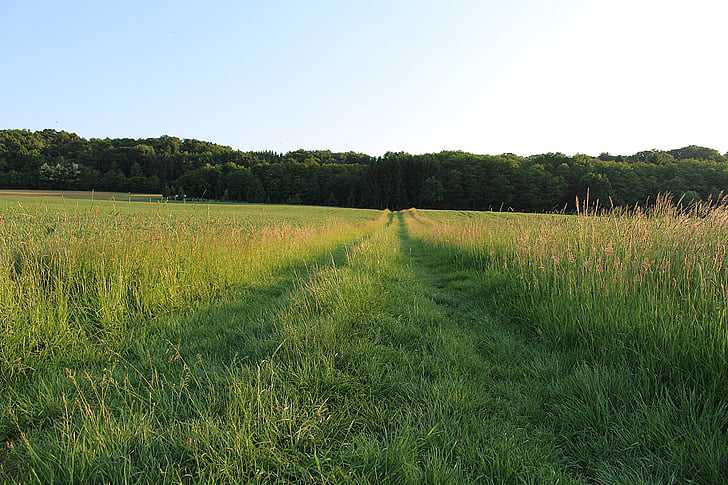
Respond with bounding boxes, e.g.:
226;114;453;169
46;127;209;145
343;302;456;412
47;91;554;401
397;209;728;484
0;234;366;455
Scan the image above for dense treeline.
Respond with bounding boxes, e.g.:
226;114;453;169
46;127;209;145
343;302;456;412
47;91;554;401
1;129;727;211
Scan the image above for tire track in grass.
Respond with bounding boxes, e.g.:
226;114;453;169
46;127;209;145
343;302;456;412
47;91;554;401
403;210;728;484
201;212;578;483
4;211;581;483
396;211;581;483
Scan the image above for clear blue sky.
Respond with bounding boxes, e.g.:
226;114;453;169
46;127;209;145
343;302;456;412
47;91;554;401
1;0;725;155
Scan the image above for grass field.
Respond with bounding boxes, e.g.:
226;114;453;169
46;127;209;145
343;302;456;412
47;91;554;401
0;190;165;202
1;196;727;483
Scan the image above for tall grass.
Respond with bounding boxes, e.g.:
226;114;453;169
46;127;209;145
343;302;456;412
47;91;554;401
408;201;728;480
410;200;728;392
0;200;384;380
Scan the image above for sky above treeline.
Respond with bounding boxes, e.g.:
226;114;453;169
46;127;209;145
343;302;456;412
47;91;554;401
1;0;726;156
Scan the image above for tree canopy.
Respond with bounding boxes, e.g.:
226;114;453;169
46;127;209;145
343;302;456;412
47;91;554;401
1;129;727;211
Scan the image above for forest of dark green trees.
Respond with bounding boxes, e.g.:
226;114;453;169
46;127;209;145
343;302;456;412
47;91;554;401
1;129;727;211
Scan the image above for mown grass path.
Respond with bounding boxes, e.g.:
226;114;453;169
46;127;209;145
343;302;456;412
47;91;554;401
220;211;578;483
392;212;579;483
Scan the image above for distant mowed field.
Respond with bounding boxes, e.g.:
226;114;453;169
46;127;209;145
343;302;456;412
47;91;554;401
1;194;727;483
0;189;165;202
0;191;378;224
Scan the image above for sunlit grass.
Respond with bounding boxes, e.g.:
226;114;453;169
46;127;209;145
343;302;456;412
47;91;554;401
412;200;728;391
409;201;728;481
3;196;727;482
1;210;576;483
0;198;382;379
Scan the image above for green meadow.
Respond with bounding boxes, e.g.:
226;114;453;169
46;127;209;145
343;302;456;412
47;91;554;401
1;195;727;483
